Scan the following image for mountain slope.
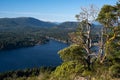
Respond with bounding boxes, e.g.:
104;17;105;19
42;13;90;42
57;21;78;30
0;17;57;28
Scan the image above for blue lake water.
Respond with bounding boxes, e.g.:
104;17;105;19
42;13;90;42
0;40;68;72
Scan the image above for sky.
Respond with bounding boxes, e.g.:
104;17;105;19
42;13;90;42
0;0;118;22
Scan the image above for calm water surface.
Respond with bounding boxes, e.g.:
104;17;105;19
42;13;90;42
0;40;68;72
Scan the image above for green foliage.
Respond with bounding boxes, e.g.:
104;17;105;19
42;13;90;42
0;67;54;80
58;44;86;62
82;70;92;77
109;64;120;78
97;5;116;27
50;44;87;80
96;3;120;79
51;61;84;80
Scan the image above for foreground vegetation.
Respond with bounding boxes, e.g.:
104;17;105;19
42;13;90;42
0;67;55;80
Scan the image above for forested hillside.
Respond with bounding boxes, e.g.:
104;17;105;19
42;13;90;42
0;18;77;50
0;17;102;50
0;17;57;28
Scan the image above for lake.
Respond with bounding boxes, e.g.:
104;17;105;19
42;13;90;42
0;40;68;72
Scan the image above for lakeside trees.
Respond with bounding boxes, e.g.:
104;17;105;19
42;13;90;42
0;31;48;50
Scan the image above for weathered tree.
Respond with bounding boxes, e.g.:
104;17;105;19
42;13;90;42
97;4;120;64
116;0;120;26
97;2;120;78
70;5;99;70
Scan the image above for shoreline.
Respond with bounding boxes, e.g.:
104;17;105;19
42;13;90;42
0;39;49;51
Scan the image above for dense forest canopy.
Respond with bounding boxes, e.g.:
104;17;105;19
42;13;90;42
0;17;78;50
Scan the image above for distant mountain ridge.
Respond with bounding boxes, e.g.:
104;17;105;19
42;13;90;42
0;17;103;31
0;17;57;28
